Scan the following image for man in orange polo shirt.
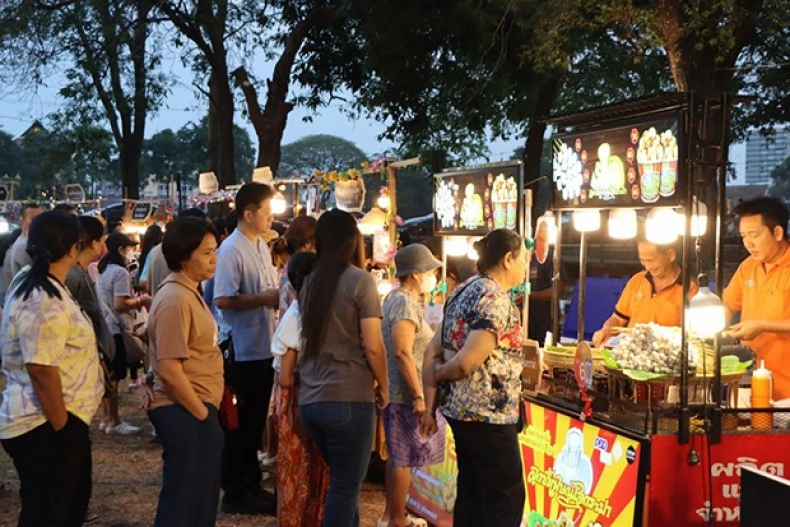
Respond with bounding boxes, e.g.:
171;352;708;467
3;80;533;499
593;240;695;347
723;197;790;400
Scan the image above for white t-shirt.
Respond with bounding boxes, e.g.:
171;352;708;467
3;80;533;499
271;301;302;372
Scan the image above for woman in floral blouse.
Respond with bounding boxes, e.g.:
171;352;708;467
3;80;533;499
422;229;527;527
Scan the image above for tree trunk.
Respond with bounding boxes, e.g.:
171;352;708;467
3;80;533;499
233;3;327;175
119;141;140;199
523;76;560;217
207;74;220;175
213;58;236;187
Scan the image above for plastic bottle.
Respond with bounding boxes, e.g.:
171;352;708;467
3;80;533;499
751;360;773;431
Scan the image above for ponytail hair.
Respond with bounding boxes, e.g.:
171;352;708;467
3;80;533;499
11;211;80;302
270;237;289;261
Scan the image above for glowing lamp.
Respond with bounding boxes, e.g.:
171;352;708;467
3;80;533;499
357;208;387;235
466;237;481;261
646;208;679;244
377;193;391;210
572;210;600;233
676;198;708;237
444;236;469;257
539;211;558;244
608;209;637;239
271;191;287;215
686;275;725;337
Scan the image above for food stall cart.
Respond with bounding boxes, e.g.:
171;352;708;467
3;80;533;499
407;160;527;524
408;94;790;527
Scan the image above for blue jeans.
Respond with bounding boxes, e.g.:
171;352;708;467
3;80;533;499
148;403;224;527
300;402;376;527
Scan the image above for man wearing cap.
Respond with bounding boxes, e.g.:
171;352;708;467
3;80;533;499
214;183;279;515
724;197;790;400
593;239;696;348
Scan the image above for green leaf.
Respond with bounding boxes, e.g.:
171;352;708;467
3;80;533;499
600;349;620;369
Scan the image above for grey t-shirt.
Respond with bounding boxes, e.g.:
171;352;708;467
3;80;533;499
382;289;433;405
297;266;382;406
146;244;171;298
66;265;116;360
96;263;132;334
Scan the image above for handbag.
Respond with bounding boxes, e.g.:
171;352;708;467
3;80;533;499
98;294;147;365
218;337;240;431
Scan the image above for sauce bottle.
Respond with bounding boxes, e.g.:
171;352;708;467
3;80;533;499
751;360;773;431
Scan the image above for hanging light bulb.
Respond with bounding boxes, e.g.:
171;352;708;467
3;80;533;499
646;208;679;244
676;198;708;237
271;191;288;215
539;211;558;245
686;274;725;337
444;236;469;257
572;210;600;233
608;209;637;239
377;191;391;210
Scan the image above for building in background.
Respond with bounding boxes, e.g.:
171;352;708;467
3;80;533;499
744;127;790;185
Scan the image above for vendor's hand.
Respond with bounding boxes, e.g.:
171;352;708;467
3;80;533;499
138;294;152;308
729;320;764;341
592;328;610;348
420;412;438;437
375;385;390;410
413;397;426;419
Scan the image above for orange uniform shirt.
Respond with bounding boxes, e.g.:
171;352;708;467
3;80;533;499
615;271;697;328
723;248;790;400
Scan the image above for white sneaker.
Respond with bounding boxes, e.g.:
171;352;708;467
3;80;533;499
106;421;141;435
376;519;390;527
98;421;107;431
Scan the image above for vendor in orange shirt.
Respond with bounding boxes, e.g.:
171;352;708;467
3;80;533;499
593;239;696;347
723;197;790;400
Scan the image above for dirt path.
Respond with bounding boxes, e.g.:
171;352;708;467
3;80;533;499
0;381;386;527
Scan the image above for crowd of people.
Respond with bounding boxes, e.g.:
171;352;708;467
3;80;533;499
0;182;786;527
0;183;533;527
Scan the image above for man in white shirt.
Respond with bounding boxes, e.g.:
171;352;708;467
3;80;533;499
9;203;42;277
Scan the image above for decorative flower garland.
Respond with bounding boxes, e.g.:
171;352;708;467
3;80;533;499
312;156;390;191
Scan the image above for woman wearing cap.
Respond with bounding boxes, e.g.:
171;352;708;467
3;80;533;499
379;244;446;527
96;231;151;435
423;229;527;527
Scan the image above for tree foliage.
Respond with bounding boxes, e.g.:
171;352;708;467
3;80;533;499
0;0;169;198
278;134;367;178
767;155;790;198
140;117;255;186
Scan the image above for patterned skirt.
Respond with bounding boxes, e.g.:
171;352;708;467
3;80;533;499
383;403;447;468
275;383;329;527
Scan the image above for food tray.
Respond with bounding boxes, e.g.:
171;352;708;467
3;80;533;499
543;348;606;373
604;366;745;385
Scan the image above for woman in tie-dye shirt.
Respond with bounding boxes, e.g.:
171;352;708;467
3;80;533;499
0;211;103;527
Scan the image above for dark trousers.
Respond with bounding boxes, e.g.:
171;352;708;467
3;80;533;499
446;417;525;527
1;414;92;527
300;401;376;527
148;403;224;527
221;358;275;499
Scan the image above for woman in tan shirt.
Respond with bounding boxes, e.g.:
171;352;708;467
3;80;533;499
146;217;223;527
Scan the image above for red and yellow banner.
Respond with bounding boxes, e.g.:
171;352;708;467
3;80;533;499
521;402;643;527
407;402;644;527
